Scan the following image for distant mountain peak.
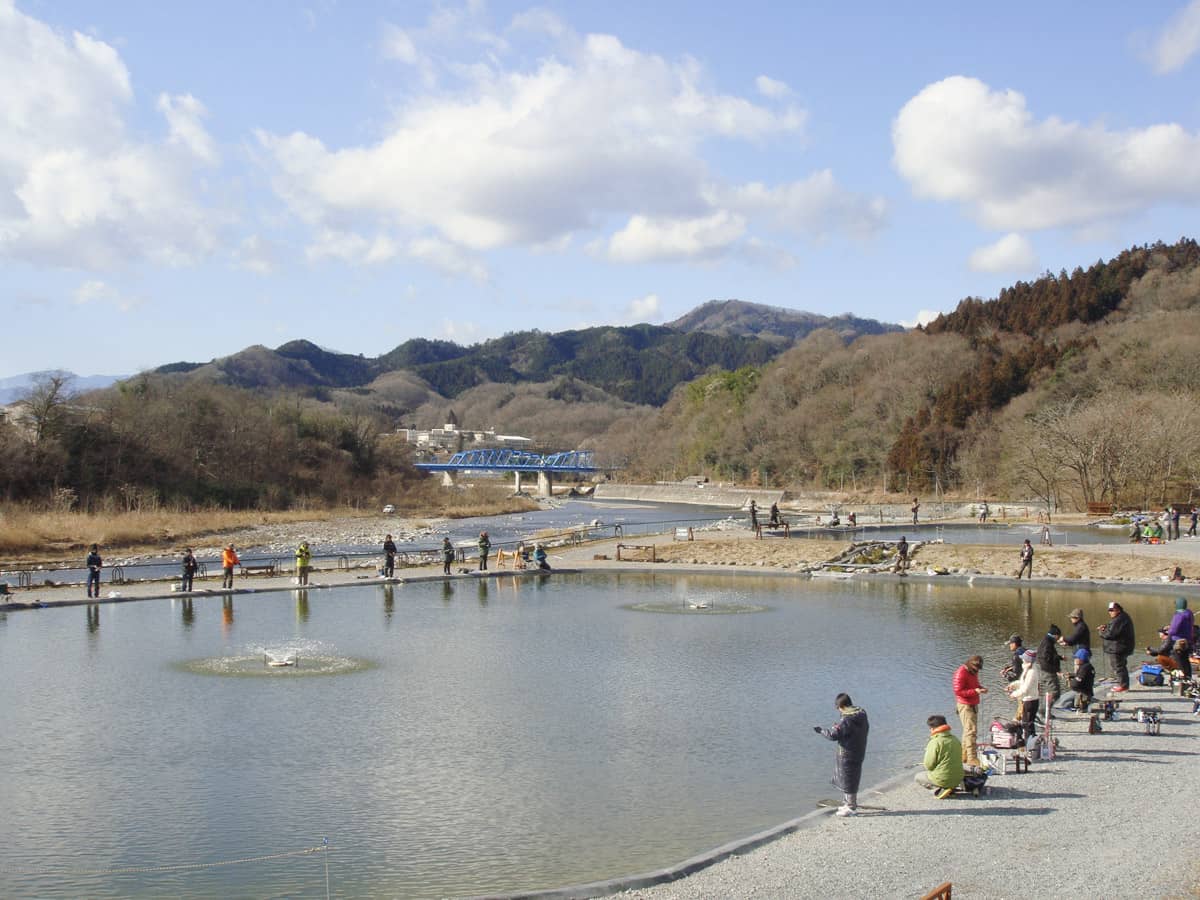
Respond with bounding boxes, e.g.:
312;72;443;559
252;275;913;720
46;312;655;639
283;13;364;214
667;299;901;344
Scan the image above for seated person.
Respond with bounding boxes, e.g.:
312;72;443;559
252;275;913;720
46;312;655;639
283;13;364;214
514;541;528;569
915;714;963;799
848;512;857;526
1006;649;1040;739
1058;648;1096;711
1170;566;1185;583
1172;639;1193;679
534;544;551;571
1148;626;1175;670
1129;522;1143;543
830;512;841;527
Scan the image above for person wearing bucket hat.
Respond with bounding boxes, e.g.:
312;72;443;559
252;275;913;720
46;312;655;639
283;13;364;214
1058;648;1096;711
1168;597;1195;652
1059;608;1090;651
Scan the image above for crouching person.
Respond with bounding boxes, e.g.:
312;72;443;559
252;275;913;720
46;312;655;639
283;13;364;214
915;714;963;800
1058;648;1096;711
814;693;869;817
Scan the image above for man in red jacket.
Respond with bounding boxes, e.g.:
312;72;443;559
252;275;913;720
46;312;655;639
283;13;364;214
953;655;988;767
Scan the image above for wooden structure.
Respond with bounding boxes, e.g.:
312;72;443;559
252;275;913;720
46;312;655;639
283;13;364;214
616;544;656;562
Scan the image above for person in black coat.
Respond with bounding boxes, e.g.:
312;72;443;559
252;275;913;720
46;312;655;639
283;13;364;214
1058;648;1096;711
1099;601;1136;691
1037;625;1063;706
1060;609;1090;651
816;693;869;817
1001;634;1024;683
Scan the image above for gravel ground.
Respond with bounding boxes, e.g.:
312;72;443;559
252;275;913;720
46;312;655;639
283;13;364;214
614;688;1200;900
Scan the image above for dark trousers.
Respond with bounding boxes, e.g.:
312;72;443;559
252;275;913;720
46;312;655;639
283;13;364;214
384;555;395;578
86;569;100;598
182;572;194;592
1019;699;1040;741
479;552;488;571
1107;651;1130;689
222;566;234;589
443;558;452;575
1017;559;1032;579
1038;671;1061;706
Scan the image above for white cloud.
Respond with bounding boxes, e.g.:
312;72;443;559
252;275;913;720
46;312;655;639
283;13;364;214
604;211;747;263
1150;0;1200;74
72;278;141;311
407;236;489;281
892;75;1200;232
968;232;1037;273
716;170;888;239
755;75;790;98
235;234;278;274
157;93;218;164
381;24;420;64
259;14;859;274
0;4;221;269
624;293;661;323
304;227;488;280
900;309;942;329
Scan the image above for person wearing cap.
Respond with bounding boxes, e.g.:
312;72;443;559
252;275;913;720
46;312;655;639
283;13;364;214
1037;625;1063;708
221;544;239;589
1059;609;1091;651
1098;601;1135;692
814;692;870;817
1168;598;1194;652
1006;648;1041;740
295;540;312;586
1058;648;1096;711
1016;538;1034;579
916;715;962;799
952;655;987;767
1000;635;1024;683
1146;627;1192;678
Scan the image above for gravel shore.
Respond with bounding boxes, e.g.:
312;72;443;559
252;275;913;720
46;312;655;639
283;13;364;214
610;687;1199;899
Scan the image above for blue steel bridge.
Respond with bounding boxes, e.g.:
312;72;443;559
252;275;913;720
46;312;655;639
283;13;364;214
415;448;602;496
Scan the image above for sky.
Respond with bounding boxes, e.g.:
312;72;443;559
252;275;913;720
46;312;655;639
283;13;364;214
3;0;1200;379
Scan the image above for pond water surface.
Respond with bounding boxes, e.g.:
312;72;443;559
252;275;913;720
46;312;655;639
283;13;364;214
0;574;1175;898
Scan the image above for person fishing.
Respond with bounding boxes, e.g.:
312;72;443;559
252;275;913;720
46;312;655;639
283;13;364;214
382;534;397;578
442;537;454;575
295;540;312;586
534;544;550;571
814;693;869;817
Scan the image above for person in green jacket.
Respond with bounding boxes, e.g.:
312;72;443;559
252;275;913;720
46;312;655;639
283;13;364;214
477;531;491;571
295;541;312;586
915;714;963;799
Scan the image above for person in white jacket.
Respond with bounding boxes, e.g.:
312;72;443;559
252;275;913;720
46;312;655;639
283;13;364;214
1006;649;1040;741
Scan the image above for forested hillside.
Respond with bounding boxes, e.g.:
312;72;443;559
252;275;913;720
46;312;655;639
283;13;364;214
612;238;1200;510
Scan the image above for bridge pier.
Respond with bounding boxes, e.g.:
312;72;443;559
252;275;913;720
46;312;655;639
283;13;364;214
537;471;553;498
441;471;456;488
514;471;522;494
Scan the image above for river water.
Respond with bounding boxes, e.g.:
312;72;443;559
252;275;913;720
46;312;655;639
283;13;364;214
0;572;1175;898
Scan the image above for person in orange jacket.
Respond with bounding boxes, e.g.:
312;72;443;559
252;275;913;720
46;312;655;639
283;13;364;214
222;544;240;589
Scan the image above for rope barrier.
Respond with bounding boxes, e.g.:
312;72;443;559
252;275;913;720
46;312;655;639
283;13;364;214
0;843;329;877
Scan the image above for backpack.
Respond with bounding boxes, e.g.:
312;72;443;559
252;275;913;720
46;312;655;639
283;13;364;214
961;770;989;796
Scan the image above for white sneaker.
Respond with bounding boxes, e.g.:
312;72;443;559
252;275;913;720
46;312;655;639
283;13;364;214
835;806;857;817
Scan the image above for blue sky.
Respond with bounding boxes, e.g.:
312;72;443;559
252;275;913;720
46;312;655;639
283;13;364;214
4;0;1200;378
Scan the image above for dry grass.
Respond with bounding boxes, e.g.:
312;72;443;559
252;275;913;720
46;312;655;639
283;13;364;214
0;507;361;561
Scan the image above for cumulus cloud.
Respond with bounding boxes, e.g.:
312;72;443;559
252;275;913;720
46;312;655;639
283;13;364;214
755;75;790;98
235;234;278;274
900;309;942;329
260;11;885;273
0;4;221;269
968;232;1037;273
624;292;662;323
73;278;141;311
381;23;420;64
892;75;1200;232
1150;0;1200;74
604;212;747;263
304;227;488;280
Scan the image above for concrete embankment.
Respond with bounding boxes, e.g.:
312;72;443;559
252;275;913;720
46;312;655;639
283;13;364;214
594;483;783;508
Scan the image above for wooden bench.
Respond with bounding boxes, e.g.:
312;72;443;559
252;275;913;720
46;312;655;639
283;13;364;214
240;563;278;577
1086;502;1114;516
616;544;656;562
